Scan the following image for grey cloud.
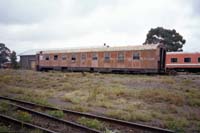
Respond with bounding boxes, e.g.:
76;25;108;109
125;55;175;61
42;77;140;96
0;0;200;53
0;0;60;24
193;0;200;16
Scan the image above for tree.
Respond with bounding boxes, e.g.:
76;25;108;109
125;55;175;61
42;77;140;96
143;27;186;52
0;43;11;67
10;51;18;69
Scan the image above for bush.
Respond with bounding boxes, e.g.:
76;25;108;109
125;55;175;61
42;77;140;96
16;110;32;122
47;110;64;118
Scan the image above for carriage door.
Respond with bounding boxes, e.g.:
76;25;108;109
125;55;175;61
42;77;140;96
159;48;166;71
92;52;98;68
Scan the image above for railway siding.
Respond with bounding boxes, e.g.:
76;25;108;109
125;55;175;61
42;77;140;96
0;96;174;133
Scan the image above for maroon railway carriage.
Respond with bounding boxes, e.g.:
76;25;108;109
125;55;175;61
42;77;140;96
36;44;166;74
166;52;200;72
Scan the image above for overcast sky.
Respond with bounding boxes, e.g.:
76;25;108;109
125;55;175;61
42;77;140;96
0;0;200;54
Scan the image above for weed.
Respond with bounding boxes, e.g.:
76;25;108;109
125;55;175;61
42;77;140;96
131;111;153;122
0;123;10;132
105;128;119;133
78;117;104;130
186;89;200;107
106;109;152;122
95;100;113;108
164;118;189;132
63;90;89;104
15;110;32;122
182;79;192;85
0;75;12;84
7;87;25;94
138;89;184;106
66;105;90;112
188;98;200;107
47;110;64;118
87;87;100;102
0;102;12;113
16;95;51;106
161;77;175;84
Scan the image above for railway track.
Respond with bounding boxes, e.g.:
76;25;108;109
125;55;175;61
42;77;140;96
0;114;57;133
0;101;101;132
0;96;174;133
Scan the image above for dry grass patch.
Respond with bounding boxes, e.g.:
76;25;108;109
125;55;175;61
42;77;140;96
1;70;200;132
106;109;153;122
66;105;90;112
138;88;185;106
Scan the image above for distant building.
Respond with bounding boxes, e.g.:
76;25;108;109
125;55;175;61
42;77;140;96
19;50;38;70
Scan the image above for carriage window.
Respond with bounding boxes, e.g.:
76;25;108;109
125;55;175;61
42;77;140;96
118;52;124;61
171;58;177;63
198;57;200;63
184;57;191;63
54;55;58;60
62;55;67;60
45;55;50;61
81;53;86;60
133;53;140;60
71;54;76;61
92;53;98;60
104;52;110;61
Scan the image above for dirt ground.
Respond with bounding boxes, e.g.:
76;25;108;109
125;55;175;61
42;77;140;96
0;69;200;132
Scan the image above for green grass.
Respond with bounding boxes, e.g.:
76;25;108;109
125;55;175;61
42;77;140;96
0;75;13;84
0;102;13;113
47;110;64;118
188;98;200;107
15;110;32;122
0;123;10;132
78;117;104;130
164;118;189;133
106;109;153;122
16;95;51;106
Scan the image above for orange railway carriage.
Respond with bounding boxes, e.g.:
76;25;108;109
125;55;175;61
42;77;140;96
166;52;200;72
36;44;166;74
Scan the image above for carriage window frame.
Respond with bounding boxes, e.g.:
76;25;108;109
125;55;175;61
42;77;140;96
92;53;98;60
71;53;77;61
198;57;200;63
81;53;87;60
104;52;110;61
133;52;140;60
171;58;178;63
118;52;124;62
54;55;58;60
62;55;67;60
184;57;191;63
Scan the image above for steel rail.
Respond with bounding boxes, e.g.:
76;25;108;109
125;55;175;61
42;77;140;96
0;114;57;133
0;101;101;133
0;96;174;133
